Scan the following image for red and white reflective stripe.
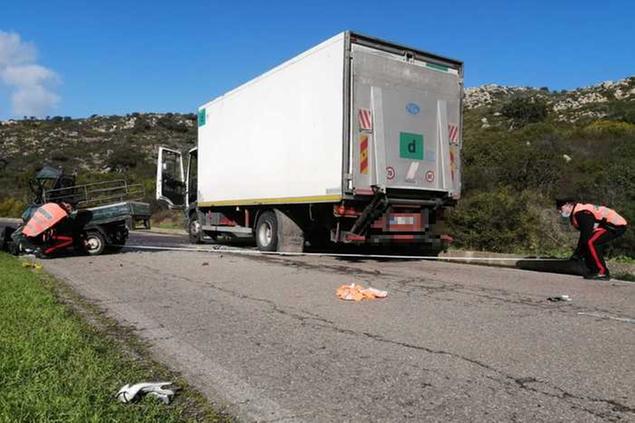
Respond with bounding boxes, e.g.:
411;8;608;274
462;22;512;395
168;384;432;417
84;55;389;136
359;134;369;175
587;228;607;274
358;108;372;131
448;124;459;144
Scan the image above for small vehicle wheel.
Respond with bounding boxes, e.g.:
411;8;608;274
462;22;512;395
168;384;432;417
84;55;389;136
255;211;278;251
85;231;106;256
188;214;203;244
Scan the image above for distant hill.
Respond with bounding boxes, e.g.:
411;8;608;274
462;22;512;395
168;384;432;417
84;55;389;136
0;112;196;196
1;77;633;256
465;77;634;123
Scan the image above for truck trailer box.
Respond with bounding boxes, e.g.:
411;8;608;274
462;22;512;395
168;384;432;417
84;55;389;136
157;31;463;252
196;32;462;205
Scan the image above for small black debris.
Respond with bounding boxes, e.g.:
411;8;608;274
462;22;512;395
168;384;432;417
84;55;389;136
547;295;572;302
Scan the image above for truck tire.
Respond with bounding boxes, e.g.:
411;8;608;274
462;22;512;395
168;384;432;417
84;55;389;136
255;211;278;251
84;231;106;256
188;214;204;244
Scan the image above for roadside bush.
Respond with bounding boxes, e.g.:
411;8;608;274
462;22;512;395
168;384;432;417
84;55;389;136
583;120;634;137
150;204;185;230
501;97;549;127
157;115;189;133
132;117;152;133
447;188;571;255
608;101;635;124
106;146;146;173
0;197;25;218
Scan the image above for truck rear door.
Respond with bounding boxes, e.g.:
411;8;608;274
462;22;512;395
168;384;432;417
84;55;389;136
350;42;462;198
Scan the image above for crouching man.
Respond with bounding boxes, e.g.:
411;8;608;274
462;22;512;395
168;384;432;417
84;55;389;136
556;199;628;280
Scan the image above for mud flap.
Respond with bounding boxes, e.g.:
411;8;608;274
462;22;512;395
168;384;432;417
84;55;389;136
274;210;304;253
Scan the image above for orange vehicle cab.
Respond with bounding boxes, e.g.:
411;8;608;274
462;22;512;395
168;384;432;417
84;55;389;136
22;203;69;237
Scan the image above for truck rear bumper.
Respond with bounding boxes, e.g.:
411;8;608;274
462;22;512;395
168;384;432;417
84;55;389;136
338;204;447;246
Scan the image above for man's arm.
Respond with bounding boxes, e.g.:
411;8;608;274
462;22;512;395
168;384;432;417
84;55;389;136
574;211;595;256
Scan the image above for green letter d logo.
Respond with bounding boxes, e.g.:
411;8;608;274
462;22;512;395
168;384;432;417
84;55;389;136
399;132;424;160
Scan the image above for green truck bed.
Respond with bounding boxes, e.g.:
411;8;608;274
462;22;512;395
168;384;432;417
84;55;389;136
76;201;151;229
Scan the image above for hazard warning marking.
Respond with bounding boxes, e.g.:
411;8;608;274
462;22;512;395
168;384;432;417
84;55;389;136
386;166;395;180
448;124;459;144
358;108;372;131
360;134;369;175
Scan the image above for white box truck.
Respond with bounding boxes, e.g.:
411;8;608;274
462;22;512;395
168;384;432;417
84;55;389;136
157;31;463;252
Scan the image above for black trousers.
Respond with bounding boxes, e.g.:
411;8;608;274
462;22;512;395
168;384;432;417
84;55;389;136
583;226;627;275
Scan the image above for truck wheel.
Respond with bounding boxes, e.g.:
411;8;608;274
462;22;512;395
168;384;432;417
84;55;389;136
188;214;203;244
255;211;278;251
85;231;106;256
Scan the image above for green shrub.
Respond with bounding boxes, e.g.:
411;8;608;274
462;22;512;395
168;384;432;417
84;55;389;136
0;197;25;218
584;120;635;137
501;97;549;126
447;188;574;255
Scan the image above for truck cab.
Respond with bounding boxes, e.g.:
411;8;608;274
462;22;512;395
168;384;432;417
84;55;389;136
157;146;206;242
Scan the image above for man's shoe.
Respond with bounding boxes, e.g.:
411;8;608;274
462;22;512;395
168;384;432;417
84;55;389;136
584;273;611;281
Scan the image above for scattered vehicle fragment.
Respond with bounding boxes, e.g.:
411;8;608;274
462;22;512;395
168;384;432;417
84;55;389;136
547;295;572;302
157;31;463;254
336;283;388;301
116;381;177;404
20;259;42;270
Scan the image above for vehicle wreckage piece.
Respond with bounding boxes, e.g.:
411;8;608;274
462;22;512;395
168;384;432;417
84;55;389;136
6;165;151;257
116;381;177;404
336;283;388;301
22;203;69;237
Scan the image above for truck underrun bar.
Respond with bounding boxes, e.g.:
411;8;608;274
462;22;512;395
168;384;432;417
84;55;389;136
349;190;389;235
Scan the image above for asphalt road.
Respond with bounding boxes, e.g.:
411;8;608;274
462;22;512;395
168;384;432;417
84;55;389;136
34;231;635;422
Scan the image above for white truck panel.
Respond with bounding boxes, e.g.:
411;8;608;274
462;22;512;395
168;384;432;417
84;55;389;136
197;34;345;205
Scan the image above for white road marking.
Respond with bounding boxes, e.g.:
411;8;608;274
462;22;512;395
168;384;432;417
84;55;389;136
577;312;635;324
122;244;565;262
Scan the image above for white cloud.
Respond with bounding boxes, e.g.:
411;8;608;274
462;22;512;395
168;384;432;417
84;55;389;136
0;31;60;117
0;32;36;66
11;84;60;117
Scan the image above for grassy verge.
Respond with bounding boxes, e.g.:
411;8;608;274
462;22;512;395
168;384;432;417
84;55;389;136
151;209;186;231
0;253;231;422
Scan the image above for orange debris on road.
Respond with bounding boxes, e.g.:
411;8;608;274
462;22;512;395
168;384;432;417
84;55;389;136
336;283;388;301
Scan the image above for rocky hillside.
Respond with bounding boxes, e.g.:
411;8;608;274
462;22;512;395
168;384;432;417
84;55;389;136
0;113;197;201
465;76;634;124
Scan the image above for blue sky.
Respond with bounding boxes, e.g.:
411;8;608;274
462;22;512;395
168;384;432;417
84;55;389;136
0;0;633;118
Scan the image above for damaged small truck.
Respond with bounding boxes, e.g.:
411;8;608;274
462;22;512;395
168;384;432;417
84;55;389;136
1;165;150;257
156;31;463;253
